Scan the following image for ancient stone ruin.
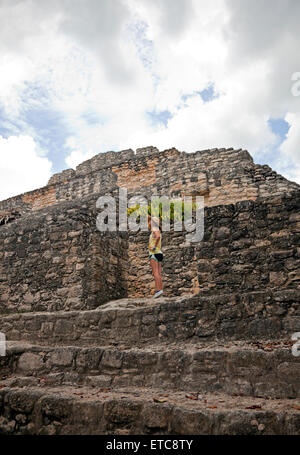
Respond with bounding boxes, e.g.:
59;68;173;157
0;146;299;434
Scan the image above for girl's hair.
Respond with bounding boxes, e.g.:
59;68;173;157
151;216;161;230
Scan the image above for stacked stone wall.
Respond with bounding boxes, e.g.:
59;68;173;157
0;199;128;314
0;147;298;218
126;191;300;298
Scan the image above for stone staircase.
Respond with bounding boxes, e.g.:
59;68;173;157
0;147;299;435
0;292;299;435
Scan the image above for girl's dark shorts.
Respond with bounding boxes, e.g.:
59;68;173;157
149;253;164;262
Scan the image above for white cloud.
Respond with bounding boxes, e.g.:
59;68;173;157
0;135;52;200
64;143;96;169
278;112;300;183
0;0;299;198
281;113;300;162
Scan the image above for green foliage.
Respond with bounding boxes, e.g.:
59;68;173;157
127;198;198;222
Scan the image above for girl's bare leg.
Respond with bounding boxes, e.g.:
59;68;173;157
150;259;161;292
158;262;163;290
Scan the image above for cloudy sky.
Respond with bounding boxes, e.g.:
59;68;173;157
0;0;300;200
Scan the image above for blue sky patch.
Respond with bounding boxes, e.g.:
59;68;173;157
181;84;219;105
126;19;161;89
80;111;107;126
200;85;219;103
0;82;74;174
22;106;71;173
268;117;290;143
146;109;173;127
252;117;293;178
0;105;24;138
0;102;71;174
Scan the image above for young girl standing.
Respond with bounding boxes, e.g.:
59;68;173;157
147;216;163;298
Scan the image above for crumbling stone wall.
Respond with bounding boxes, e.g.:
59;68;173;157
126;191;300;298
0;147;298;218
0;146;299;311
0;198;128;314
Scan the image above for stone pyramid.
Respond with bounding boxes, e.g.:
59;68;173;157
0;146;299;434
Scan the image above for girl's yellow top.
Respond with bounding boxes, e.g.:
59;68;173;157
148;229;162;254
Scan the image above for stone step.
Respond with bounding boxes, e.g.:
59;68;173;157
1;340;299;399
1;290;299;346
0;384;299;435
